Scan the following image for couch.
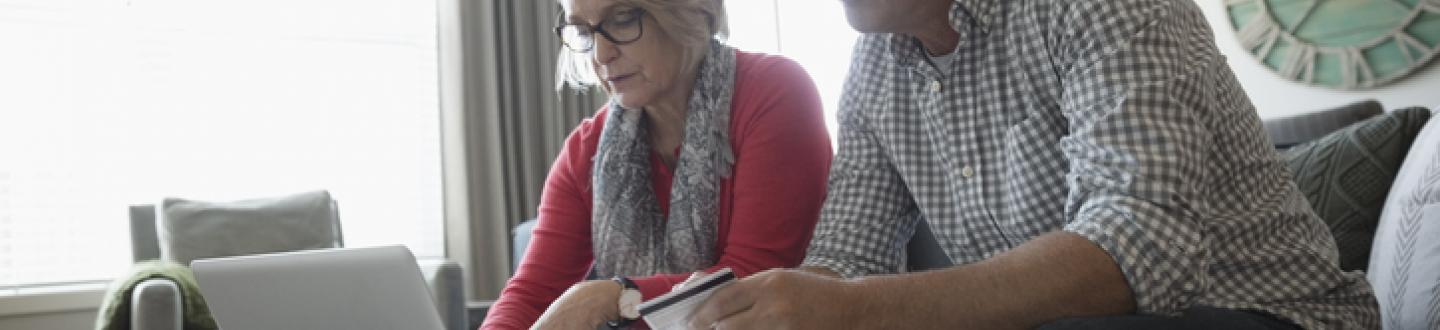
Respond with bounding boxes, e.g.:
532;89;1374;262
507;100;1440;329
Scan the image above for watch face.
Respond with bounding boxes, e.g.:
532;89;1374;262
619;289;643;319
1227;0;1440;89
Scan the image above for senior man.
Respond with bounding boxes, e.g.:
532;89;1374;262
689;0;1380;329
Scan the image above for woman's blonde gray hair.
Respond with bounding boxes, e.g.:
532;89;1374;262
555;0;728;91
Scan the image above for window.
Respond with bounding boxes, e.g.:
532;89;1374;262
725;0;859;139
0;0;443;291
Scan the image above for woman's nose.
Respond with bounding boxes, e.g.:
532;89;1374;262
592;35;620;65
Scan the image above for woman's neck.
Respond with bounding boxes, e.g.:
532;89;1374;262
643;46;706;167
644;84;691;167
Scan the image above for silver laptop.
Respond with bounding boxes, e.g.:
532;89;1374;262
192;245;446;330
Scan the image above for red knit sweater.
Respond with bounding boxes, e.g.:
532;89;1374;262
481;51;832;329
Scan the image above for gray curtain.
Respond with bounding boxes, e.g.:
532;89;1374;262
456;0;606;300
492;0;603;229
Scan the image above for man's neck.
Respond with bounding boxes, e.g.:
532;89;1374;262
909;3;960;56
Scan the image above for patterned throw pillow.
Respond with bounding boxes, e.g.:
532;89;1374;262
1282;107;1431;271
1368;111;1440;329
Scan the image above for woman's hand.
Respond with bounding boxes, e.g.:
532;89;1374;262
531;280;624;330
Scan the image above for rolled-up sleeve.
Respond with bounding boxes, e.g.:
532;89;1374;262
1057;3;1216;316
801;35;920;278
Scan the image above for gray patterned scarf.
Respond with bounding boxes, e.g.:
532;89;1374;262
591;39;735;278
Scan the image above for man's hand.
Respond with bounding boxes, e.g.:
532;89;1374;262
689;233;1134;329
688;269;859;329
531;280;621;330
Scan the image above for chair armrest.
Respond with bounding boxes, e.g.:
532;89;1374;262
418;258;466;330
131;278;182;330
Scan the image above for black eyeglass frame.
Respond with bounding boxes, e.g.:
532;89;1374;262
554;9;647;53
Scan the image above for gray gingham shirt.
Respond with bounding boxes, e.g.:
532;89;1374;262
799;0;1380;328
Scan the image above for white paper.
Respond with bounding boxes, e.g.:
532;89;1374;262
638;268;736;329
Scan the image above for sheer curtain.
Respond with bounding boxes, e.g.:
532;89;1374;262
0;0;443;291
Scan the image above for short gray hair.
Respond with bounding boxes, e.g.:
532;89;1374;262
555;0;729;91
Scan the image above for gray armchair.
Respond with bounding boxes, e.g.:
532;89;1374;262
126;195;466;330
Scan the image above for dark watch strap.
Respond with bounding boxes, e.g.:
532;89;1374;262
612;276;639;290
605;318;636;329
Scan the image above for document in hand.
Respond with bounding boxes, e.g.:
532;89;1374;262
638;268;736;329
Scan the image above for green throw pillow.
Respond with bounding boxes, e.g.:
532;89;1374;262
1282;107;1431;271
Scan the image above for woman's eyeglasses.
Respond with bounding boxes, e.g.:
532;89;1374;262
555;9;647;53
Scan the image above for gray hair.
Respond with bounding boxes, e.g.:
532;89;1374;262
555;0;729;91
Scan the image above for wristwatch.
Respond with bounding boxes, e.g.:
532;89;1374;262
609;276;642;327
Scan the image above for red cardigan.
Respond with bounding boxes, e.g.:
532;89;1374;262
481;51;832;329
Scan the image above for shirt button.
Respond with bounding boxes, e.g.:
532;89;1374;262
962;166;975;178
929;80;942;93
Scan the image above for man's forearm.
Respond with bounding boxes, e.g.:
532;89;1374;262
848;231;1137;329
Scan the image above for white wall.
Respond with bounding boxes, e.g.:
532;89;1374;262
0;309;96;330
1195;0;1440;118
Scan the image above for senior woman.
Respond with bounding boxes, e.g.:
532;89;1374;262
479;0;832;329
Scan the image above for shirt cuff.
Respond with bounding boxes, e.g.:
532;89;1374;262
1062;197;1203;316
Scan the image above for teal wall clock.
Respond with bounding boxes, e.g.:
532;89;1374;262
1227;0;1440;89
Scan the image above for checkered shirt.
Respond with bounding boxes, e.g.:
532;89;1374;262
799;0;1381;328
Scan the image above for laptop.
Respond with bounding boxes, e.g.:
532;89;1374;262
192;245;446;330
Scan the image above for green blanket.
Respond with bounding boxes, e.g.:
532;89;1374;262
93;260;218;330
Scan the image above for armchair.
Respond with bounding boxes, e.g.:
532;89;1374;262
124;192;465;330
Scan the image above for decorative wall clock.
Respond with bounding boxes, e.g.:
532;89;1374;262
1226;0;1440;89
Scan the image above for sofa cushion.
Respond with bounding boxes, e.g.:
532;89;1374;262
158;190;341;266
1263;99;1384;148
1368;109;1440;329
1281;107;1430;271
